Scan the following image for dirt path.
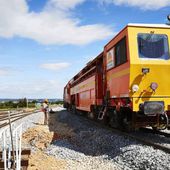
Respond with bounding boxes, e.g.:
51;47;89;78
22;118;71;170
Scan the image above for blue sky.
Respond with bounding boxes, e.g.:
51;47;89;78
0;0;170;99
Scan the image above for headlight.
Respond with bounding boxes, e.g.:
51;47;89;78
132;84;139;92
150;82;158;91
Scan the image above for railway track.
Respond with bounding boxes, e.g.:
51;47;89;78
0;110;37;170
73;110;170;154
140;127;170;138
105;125;170;154
0;109;40;129
120;129;170;154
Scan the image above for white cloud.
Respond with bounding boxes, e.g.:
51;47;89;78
0;0;113;45
46;0;86;10
0;70;9;76
40;62;70;71
99;0;170;10
0;67;12;76
0;79;64;98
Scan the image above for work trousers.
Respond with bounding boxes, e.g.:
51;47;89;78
44;111;48;125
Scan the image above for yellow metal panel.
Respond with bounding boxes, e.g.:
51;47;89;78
127;26;170;111
132;97;170;111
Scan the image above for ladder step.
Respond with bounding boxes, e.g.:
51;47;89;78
98;106;107;120
98;111;104;120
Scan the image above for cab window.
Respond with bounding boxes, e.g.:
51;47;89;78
138;33;170;60
115;37;127;66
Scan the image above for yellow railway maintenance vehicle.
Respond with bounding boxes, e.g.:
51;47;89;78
64;19;170;131
126;23;170;130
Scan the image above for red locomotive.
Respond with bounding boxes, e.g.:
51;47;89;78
64;24;170;131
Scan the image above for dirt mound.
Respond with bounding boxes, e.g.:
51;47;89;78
22;124;69;170
22;112;77;170
22;126;54;150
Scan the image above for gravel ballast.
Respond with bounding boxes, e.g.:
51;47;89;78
1;107;170;170
45;108;170;170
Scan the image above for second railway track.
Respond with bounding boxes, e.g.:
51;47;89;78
0;109;40;129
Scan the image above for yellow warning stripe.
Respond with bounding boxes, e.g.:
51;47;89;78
107;68;130;81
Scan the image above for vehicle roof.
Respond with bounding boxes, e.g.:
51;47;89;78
127;23;170;28
68;52;103;85
105;23;170;49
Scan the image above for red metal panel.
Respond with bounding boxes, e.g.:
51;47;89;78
107;72;129;98
96;72;103;105
71;76;95;95
104;28;130;99
106;64;130;98
63;85;71;104
71;75;96;112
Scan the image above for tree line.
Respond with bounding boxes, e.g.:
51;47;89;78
0;98;63;109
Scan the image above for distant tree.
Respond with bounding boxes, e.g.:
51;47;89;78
31;100;37;104
18;98;27;107
0;100;18;109
55;100;63;105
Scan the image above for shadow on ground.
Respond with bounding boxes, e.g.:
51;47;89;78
47;108;138;159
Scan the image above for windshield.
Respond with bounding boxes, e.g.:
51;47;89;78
138;33;170;60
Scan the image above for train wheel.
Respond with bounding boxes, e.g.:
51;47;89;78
77;110;84;116
152;124;166;131
122;116;133;132
109;110;120;128
87;112;96;119
99;115;109;125
72;105;77;114
152;126;159;131
152;113;169;130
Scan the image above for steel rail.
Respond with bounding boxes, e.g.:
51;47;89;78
0;110;40;129
0;109;40;119
0;112;36;122
0;115;31;129
112;129;170;154
140;127;170;138
0;109;25;115
0;108;37;116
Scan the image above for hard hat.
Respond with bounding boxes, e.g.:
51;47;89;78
44;99;48;103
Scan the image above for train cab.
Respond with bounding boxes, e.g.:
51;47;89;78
105;24;170;130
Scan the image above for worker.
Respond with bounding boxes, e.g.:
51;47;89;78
42;99;49;125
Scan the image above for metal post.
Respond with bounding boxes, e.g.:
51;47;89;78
3;132;7;170
27;98;28;109
13;123;23;170
7;146;11;169
18;126;22;170
8;111;16;169
15;130;18;170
